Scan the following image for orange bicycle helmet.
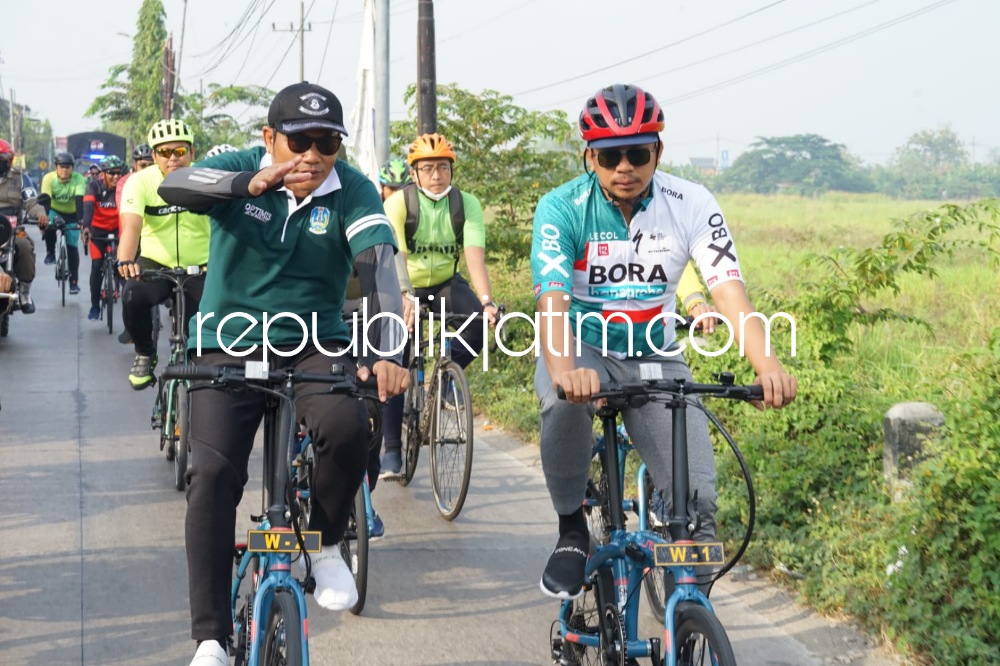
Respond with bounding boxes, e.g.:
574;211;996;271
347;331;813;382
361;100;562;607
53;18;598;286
406;133;456;165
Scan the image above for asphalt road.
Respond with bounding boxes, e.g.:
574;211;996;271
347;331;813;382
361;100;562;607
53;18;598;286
0;226;901;665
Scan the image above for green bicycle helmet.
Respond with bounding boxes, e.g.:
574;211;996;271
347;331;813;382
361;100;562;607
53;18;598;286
147;119;194;148
99;155;126;171
378;158;412;188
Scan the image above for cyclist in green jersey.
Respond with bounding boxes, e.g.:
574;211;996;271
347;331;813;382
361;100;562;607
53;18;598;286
40;152;87;293
378;135;497;477
118;119;210;390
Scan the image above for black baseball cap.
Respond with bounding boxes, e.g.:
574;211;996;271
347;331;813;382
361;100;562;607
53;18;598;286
268;81;348;136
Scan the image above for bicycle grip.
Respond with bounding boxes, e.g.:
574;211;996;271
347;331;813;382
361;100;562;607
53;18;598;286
161;365;218;381
746;384;765;401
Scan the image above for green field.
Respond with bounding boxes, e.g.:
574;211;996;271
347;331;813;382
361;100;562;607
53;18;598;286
473;192;999;439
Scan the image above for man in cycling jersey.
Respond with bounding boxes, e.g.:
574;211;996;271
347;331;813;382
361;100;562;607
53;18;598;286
532;84;797;600
80;155;125;321
157;81;409;666
378;135;497;477
118;120;210;390
0;138;47;313
115;143;153;210
40;152;87;293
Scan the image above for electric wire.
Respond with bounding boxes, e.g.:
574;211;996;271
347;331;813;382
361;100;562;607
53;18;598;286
662;0;958;105
513;0;789;96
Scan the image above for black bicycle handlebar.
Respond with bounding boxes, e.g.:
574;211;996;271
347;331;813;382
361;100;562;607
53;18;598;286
556;373;763;402
139;266;206;284
161;363;379;393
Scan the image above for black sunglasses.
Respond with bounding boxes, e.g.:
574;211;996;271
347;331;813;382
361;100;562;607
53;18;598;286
595;146;654;169
280;131;342;156
105;170;123;177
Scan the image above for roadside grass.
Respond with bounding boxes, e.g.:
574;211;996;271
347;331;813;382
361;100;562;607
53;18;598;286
469;192;998;439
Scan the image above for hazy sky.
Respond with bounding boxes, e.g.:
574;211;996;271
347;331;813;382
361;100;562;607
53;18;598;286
2;0;995;166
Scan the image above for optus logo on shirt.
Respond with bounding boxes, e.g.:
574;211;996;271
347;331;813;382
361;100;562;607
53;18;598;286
308;207;330;235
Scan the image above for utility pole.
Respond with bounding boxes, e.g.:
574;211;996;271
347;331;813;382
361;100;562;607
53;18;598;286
273;1;312;82
172;0;189;117
416;0;437;134
162;34;176;119
374;0;389;164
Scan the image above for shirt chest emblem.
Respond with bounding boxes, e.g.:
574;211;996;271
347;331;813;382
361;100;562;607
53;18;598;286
308;207;331;235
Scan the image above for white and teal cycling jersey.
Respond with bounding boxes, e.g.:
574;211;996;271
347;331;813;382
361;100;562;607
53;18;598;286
530;170;744;359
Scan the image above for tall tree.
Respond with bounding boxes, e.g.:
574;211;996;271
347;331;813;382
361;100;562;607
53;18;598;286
388;84;577;265
720;134;871;195
86;0;167;147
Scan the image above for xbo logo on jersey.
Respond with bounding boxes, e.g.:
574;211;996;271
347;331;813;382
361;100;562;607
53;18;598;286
536;223;570;278
707;213;736;266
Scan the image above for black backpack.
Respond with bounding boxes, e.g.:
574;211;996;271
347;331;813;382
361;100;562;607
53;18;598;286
402;184;465;271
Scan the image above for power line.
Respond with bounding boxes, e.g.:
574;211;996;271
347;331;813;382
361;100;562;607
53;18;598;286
440;0;538;44
662;0;958;106
533;0;886;110
229;0;281;86
513;0;789;96
316;0;342;82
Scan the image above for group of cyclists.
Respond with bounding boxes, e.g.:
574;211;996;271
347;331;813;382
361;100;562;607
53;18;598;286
2;79;796;665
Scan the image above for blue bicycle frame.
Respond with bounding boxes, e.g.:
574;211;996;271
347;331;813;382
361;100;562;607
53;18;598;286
558;411;724;665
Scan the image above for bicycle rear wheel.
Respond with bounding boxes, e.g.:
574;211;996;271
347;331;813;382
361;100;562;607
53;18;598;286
58;244;67;307
173;382;190;491
102;266;114;334
260;589;304;666
673;602;736;666
341;482;369;615
557;569;613;666
643;470;673;619
429;360;473;520
399;369;421;486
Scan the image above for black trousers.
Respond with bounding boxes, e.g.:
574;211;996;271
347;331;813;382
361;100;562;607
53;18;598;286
186;347;369;641
122;258;205;355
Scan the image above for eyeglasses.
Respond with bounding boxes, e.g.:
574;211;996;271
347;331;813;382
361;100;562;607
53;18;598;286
416;163;451;176
595;146;654;169
105;170;123;177
155;146;190;159
281;131;342;156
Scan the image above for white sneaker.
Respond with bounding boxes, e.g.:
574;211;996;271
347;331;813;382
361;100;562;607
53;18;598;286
189;639;227;665
298;544;358;611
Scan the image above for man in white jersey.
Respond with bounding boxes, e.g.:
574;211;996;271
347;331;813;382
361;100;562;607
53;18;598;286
530;83;797;600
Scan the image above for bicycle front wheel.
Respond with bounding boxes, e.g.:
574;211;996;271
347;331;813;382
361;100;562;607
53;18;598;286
173;382;190;491
673;602;736;666
399;370;421;486
342;482;369;615
429;360;473;520
260;589;304;666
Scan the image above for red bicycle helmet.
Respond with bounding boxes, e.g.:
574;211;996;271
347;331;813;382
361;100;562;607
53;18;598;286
579;84;664;147
0;138;13;158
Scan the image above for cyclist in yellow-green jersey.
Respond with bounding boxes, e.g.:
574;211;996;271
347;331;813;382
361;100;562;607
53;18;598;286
118;119;210;390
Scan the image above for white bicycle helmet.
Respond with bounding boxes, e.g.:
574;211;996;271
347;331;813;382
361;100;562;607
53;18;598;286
205;144;239;158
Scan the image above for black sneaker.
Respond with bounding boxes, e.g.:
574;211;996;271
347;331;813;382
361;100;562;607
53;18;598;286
128;354;157;390
539;532;589;600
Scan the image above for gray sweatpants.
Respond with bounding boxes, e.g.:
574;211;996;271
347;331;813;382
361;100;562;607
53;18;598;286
534;346;718;540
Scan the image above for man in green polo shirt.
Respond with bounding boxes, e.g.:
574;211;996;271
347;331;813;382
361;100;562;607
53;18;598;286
158;81;409;666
